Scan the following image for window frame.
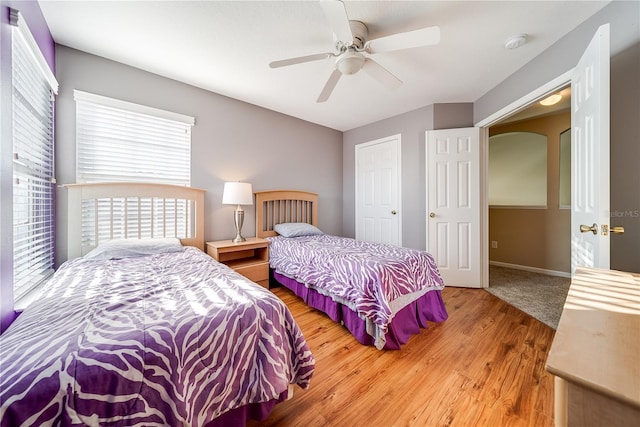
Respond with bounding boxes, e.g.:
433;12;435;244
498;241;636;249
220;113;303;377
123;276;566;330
73;91;195;246
488;131;548;208
74;90;194;186
10;8;59;304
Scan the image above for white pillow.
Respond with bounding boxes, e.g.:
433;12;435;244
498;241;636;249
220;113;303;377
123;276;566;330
274;222;324;238
84;238;184;260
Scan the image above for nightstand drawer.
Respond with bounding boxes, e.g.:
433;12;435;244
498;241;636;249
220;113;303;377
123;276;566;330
235;262;269;282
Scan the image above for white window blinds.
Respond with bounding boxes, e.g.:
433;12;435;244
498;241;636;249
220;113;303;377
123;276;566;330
74;92;194;246
74;91;193;186
11;9;58;300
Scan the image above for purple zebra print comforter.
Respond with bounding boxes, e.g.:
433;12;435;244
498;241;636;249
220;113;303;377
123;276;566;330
0;247;314;426
267;235;445;348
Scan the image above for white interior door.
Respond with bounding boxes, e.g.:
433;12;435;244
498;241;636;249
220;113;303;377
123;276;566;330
571;23;610;274
355;135;401;245
426;127;481;287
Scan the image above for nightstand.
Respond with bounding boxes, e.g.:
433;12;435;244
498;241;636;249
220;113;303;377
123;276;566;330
206;237;270;288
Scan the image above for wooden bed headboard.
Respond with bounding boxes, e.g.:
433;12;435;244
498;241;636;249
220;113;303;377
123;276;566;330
66;182;205;258
255;190;318;238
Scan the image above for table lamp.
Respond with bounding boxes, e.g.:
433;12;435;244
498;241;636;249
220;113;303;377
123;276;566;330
222;181;253;243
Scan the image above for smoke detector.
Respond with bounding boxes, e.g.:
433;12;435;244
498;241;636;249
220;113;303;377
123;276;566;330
504;34;528;50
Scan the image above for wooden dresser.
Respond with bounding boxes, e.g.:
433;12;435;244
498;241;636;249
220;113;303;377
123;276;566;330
546;267;640;426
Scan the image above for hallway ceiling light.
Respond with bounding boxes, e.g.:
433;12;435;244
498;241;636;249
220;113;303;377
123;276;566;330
539;94;563;106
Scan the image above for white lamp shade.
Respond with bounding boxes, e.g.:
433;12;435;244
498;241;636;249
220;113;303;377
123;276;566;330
222;182;253;205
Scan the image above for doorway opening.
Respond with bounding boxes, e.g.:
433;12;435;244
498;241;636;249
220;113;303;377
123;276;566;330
482;85;572;328
487;85;572;279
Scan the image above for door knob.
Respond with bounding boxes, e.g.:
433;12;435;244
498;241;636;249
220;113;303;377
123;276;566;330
429;212;435;218
611;226;625;234
579;223;598;235
391;210;397;215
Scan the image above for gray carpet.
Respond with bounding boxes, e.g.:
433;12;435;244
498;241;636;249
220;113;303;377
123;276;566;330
486;265;571;329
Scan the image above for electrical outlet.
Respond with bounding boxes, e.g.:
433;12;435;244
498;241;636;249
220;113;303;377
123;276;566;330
491;241;498;249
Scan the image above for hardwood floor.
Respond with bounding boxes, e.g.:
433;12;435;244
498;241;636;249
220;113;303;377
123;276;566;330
249;286;556;427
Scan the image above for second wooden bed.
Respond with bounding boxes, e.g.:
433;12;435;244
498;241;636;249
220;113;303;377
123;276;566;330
255;189;448;350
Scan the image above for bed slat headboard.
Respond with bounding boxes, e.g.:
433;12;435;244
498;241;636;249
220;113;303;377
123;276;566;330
255;190;318;238
67;182;205;258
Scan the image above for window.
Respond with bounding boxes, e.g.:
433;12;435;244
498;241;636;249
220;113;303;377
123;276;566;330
10;9;59;301
559;128;571;208
74;92;195;245
489;131;548;206
74;91;193;185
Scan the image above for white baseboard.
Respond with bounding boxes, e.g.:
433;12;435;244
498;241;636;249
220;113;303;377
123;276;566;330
489;261;571;278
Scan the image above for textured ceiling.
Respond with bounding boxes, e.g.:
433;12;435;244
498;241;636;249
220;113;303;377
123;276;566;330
39;0;609;131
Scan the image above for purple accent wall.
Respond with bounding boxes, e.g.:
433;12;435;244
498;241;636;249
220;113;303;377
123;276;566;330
5;0;55;71
0;0;55;334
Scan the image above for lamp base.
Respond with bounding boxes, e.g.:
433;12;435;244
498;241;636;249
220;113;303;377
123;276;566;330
232;205;246;243
232;234;246;243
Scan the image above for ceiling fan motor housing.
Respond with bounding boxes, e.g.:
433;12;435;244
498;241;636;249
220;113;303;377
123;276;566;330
349;20;368;49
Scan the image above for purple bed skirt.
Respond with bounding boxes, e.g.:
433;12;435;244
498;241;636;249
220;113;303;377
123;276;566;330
205;389;288;426
273;271;448;350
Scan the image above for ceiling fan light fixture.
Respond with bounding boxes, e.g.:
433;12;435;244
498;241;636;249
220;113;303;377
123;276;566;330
336;51;365;75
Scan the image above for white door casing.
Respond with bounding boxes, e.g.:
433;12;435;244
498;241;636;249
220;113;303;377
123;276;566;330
355;134;401;246
426;128;481;287
571;23;610;273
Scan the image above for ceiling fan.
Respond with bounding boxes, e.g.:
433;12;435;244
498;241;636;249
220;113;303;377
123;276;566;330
269;0;441;103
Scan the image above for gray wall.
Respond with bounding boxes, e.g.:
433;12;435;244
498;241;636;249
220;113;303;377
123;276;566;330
343;103;473;250
610;39;640;272
475;0;640;273
54;46;343;266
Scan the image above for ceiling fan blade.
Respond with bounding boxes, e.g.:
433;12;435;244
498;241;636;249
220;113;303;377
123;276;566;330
363;58;402;90
317;69;342;103
365;26;441;54
269;52;332;68
320;0;353;42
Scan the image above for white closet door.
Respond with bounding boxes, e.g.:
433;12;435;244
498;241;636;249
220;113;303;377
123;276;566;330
426;127;481;288
355;135;401;246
